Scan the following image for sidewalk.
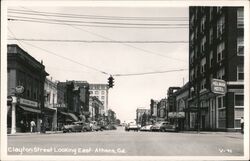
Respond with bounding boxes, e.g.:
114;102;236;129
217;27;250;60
7;131;63;136
179;130;243;135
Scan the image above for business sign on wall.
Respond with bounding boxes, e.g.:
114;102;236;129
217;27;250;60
211;79;227;95
19;98;38;107
168;112;185;118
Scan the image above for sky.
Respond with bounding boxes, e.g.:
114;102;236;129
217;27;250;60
7;6;189;122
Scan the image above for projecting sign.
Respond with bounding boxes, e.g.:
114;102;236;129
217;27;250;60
211;79;227;94
19;98;38;107
15;85;24;94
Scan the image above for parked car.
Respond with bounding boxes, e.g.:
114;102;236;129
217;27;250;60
151;121;178;132
62;122;84;133
140;125;153;131
91;124;102;131
125;122;140;131
82;122;92;132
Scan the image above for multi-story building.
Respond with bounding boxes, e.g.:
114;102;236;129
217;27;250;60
89;84;109;115
44;78;57;131
174;82;189;131
150;99;158;122
188;7;244;131
7;44;48;133
73;81;90;114
56;81;79;123
89;96;104;122
167;87;180;124
158;98;168;120
136;108;150;126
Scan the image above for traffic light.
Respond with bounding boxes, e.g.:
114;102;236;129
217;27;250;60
108;76;114;88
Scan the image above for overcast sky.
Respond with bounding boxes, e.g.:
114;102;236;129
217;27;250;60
7;6;189;122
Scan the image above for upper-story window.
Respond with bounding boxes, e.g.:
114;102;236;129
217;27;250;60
191;15;195;25
101;91;105;95
209;28;213;44
190;69;194;81
200;58;206;73
209;7;213;21
217;67;225;80
190;51;194;64
237;64;244;81
237;36;244;56
200;79;206;90
217;15;225;38
201;16;206;32
237;8;244;28
209;51;213;67
95;91;99;95
201;36;206;53
217;42;225;62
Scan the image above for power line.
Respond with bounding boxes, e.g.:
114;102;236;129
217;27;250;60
8;15;188;26
8;18;188;29
8;38;188;43
113;69;188;77
9;38;111;76
8;9;189;21
14;7;187;63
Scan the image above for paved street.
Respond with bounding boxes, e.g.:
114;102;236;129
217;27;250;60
7;127;243;156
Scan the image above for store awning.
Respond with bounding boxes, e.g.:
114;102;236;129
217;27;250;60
59;111;68;115
19;105;41;113
68;113;79;121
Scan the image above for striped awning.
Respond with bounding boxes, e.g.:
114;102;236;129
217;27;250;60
68;113;79;121
19;105;41;113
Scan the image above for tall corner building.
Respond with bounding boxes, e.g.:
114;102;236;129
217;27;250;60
89;84;109;115
188;7;244;131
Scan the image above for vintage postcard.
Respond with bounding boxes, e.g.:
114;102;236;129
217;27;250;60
1;0;249;161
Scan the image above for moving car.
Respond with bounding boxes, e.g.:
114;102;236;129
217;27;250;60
140;125;153;131
62;122;84;133
150;121;178;132
125;122;140;131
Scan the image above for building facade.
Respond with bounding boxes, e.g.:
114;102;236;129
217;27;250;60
7;44;48;133
89;84;109;115
136;108;150;126
89;96;104;122
44;78;57;131
188;7;244;131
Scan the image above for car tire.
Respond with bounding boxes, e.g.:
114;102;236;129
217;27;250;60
68;129;72;133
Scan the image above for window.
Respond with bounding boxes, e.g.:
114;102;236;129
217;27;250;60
217;95;226;129
200;79;206;90
190;69;194;81
209;51;213;67
200;58;206;73
209;28;213;44
217;67;225;80
234;93;244;128
101;96;105;100
218;96;225;109
209;7;213;21
101;91;105;95
217;42;225;62
217;15;225;38
95;91;99;95
237;36;244;56
201;36;206;53
237;8;244;28
89;91;93;94
190;51;194;64
201;16;206;32
235;94;244;107
237;64;244;81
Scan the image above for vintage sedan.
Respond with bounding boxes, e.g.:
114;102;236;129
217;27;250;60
140;125;153;132
151;122;178;132
62;122;84;133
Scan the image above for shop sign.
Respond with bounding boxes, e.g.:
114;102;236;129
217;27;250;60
168;112;185;118
7;96;13;103
55;104;66;108
19;98;38;107
211;79;227;94
15;85;24;94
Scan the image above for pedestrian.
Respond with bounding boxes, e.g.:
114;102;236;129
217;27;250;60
20;120;24;132
240;117;244;134
30;120;36;133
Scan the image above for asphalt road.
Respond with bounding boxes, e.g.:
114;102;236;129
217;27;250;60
7;127;243;156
